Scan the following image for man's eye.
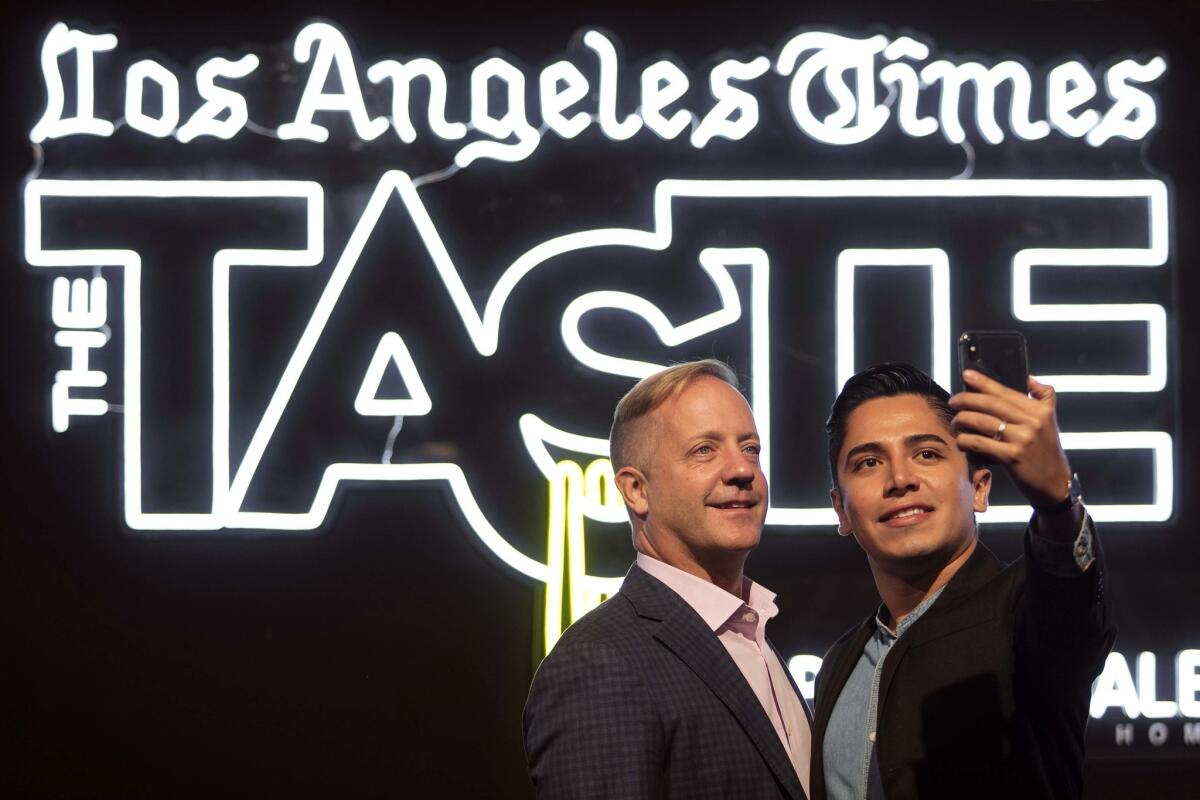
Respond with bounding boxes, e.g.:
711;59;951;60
917;449;941;460
694;445;713;455
854;457;879;470
743;444;761;456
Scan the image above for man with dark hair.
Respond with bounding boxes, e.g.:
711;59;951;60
524;359;810;799
811;363;1113;799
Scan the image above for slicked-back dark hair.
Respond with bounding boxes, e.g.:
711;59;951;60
825;363;972;487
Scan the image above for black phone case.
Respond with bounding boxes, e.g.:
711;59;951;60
957;331;1029;394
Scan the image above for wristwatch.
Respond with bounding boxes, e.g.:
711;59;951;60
1032;472;1082;516
1034;472;1094;572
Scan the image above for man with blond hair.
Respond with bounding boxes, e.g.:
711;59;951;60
524;359;811;800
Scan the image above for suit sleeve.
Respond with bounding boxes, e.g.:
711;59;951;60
1014;514;1115;797
1017;513;1116;684
523;639;664;799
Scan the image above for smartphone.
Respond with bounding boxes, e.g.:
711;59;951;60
957;331;1029;394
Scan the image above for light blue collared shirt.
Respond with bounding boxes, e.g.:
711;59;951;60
822;587;945;800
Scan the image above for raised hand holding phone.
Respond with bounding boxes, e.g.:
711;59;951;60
950;370;1073;507
950;332;1077;535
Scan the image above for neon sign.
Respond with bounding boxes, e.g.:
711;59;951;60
25;21;1175;653
32;22;1166;162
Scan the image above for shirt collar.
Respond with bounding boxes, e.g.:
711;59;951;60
635;552;779;633
875;584;946;641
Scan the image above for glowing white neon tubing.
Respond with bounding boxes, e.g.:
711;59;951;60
879;37;938;139
995;61;1052;141
227;174;426;523
232;462;553;584
1180;650;1200;718
518;413;623;524
560;247;754;379
835;248;951;391
23;172;1174;583
25;179;323;530
776;32;890;146
367;58;467;143
125;59;181;138
28;23;1167;151
230;175;1168;533
1090;651;1141;719
52;329;108;432
56;176;1163;538
978;431;1173;523
1086;649;1200;720
582;30;642;141
1086;57;1167;147
55;329;106;371
553;248;777;522
1010;178;1168;393
1047;62;1101;139
919;60;1050;145
691;57;770;148
51;373;107;433
455;57;540;167
277;22;388;143
1136;651;1180;718
52;276;107;329
176;55;259;143
882;36;929;63
29;22;117;142
641;60;691;140
353;332;433;417
746;244;774;507
539;61;591;140
519;413;609;479
556;246;774;492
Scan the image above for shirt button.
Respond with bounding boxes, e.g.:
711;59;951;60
868;731;876;743
743;611;757;623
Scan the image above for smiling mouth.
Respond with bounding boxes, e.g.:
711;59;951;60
711;500;758;510
880;505;932;523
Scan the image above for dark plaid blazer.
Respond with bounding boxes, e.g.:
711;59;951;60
524;564;810;799
810;527;1114;800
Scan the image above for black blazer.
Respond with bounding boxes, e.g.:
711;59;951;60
811;526;1114;800
524;564;810;800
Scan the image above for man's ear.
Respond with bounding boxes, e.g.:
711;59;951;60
615;465;650;517
971;467;993;513
831;487;851;534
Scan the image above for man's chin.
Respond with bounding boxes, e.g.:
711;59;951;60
706;526;763;555
871;536;972;578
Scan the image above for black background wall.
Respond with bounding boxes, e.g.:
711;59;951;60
3;1;1198;797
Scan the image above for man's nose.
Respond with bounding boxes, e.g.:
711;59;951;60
884;460;919;495
723;453;756;487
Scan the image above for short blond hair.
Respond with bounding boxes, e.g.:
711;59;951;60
609;359;740;473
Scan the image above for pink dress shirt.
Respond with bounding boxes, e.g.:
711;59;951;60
635;553;812;796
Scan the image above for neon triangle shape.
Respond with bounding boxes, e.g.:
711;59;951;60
353;331;432;416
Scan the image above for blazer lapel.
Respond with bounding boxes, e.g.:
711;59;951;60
876;542;1004;710
809;618;873;800
812;622;872;740
623;566;806;800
